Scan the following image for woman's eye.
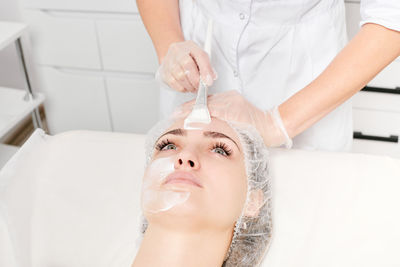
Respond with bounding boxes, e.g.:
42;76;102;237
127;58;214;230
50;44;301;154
212;147;228;156
162;144;176;151
211;142;232;157
155;139;177;152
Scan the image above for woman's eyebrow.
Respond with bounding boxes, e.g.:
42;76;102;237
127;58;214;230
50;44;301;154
203;131;240;151
156;128;186;143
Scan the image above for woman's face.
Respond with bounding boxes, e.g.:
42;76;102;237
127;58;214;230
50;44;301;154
143;118;248;231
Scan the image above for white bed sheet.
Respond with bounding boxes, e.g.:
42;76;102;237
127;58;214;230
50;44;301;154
0;129;399;267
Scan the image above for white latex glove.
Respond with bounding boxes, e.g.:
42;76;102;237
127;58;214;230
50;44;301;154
174;90;293;148
156;40;217;93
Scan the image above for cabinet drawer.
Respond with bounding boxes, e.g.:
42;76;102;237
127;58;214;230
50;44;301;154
36;66;112;134
353;108;400;138
22;10;101;69
106;76;159;134
97;19;159;73
19;0;138;13
352;91;400;113
368;60;400;89
352;139;400;158
352;108;400;158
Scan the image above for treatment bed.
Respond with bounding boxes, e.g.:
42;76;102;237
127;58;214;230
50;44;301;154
0;129;399;267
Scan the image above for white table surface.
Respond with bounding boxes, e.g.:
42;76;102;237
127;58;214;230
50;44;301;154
0;21;26;50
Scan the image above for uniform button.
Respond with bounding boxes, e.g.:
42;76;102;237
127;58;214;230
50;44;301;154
239;13;246;20
233;70;238;77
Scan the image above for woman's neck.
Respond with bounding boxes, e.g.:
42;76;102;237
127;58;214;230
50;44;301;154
132;223;233;267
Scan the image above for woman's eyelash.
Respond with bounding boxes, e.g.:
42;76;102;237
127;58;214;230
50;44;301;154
155;139;174;151
212;142;232;156
155;139;232;156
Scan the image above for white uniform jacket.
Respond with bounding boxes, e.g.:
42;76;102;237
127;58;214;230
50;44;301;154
159;0;400;151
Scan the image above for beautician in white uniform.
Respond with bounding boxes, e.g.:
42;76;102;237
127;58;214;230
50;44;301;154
137;0;400;151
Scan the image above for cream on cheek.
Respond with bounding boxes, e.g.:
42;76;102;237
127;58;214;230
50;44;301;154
141;156;191;213
140;136;203;214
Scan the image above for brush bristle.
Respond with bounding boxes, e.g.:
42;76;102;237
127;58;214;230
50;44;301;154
183;107;211;129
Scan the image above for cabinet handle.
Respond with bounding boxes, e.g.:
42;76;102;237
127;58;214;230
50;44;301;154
362;86;400;94
353;131;399;143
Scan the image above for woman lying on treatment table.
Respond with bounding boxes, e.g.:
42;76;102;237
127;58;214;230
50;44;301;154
131;117;272;267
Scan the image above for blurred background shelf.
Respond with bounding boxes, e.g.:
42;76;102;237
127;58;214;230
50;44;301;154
0;86;44;139
0;20;46;168
0;21;26;50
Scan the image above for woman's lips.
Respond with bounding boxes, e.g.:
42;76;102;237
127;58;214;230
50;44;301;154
164;171;203;188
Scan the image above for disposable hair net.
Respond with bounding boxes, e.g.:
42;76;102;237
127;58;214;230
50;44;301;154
223;121;272;266
140;119;272;267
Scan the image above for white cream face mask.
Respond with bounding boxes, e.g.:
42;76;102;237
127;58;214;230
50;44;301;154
141;157;190;213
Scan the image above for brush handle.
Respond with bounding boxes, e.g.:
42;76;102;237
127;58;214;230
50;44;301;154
194;80;208;107
195;17;213;106
204;18;213;58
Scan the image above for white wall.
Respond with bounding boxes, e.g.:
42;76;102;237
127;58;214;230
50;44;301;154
0;0;25;89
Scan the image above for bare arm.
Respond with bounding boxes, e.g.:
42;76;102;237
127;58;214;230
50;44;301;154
280;23;400;138
136;0;184;63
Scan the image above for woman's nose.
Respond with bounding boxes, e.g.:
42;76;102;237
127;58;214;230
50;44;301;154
175;151;200;170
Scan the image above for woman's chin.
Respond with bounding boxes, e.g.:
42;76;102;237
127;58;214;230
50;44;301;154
145;199;206;229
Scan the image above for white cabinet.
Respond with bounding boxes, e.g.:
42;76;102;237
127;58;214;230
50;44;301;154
22;10;101;69
345;1;400;158
106;76;159;134
97;19;158;73
352;91;400;113
36;66;112;133
367;62;400;89
352;97;400;158
352;139;400;157
353;108;400;138
19;0;162;135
